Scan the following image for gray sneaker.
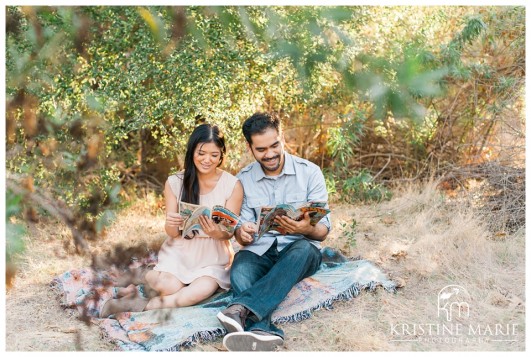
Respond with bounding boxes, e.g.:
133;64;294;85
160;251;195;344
223;331;284;351
216;304;248;333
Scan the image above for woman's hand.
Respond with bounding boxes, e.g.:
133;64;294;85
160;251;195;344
199;215;227;240
165;212;184;239
166;212;184;228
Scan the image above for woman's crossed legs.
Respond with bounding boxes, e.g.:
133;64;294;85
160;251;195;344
100;269;219;318
144;270;219;310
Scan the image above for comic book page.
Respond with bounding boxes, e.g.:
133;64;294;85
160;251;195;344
296;206;330;225
292;201;329;222
179;202;211;239
178;202;240;238
178;202;201;229
211;205;240;234
257;206;286;238
256;206;274;230
256;201;330;239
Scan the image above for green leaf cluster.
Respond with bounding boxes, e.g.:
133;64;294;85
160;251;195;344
5;6;525;265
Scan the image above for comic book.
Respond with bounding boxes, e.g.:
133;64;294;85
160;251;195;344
256;201;330;239
179;202;240;239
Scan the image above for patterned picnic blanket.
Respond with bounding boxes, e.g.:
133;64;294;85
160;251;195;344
50;247;396;351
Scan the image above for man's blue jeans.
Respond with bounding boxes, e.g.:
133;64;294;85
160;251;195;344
229;239;322;338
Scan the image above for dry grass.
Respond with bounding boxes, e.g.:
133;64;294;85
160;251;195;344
4;182;525;351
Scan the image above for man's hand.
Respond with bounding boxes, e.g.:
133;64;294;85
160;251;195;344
274;212;313;236
236;222;257;245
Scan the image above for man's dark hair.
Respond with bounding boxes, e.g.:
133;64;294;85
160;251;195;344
242;112;282;145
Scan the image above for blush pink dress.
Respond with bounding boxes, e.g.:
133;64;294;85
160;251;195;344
153;171;238;290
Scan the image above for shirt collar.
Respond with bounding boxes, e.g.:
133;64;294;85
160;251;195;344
253;152;296;181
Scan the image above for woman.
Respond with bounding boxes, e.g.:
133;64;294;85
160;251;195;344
100;123;243;317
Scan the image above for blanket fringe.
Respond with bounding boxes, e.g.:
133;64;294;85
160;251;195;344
383;280;398;293
164;328;225;351
97;322;126;351
273;280;396;324
49;279;67;307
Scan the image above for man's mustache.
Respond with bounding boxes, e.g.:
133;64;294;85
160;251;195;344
262;155;280;162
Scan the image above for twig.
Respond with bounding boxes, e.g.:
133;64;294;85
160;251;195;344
6;174;90;254
372;155;391;180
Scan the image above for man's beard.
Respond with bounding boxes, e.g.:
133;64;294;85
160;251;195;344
259;154;282;172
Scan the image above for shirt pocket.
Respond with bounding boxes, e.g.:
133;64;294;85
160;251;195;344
247;197;270;224
285;192;307;205
247;197;269;209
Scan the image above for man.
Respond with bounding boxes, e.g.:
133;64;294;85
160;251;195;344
217;112;331;351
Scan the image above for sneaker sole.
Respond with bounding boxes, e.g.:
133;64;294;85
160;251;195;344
216;311;244;333
223;331;283;351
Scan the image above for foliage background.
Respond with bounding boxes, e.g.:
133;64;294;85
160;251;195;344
5;6;525;282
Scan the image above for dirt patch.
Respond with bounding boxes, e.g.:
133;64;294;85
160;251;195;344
6;282;111;351
5;182;525;351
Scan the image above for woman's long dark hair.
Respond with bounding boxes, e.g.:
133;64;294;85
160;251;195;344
181;124;226;205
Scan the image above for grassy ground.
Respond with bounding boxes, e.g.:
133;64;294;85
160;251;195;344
4;182;525;351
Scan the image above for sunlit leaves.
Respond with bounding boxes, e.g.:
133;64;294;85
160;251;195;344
5;5;525;268
347;49;448;121
137;7;165;43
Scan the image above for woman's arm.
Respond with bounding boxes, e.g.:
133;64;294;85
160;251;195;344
164;180;183;239
225;180;244;216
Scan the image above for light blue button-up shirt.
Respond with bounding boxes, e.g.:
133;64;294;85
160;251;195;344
236;152;332;256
